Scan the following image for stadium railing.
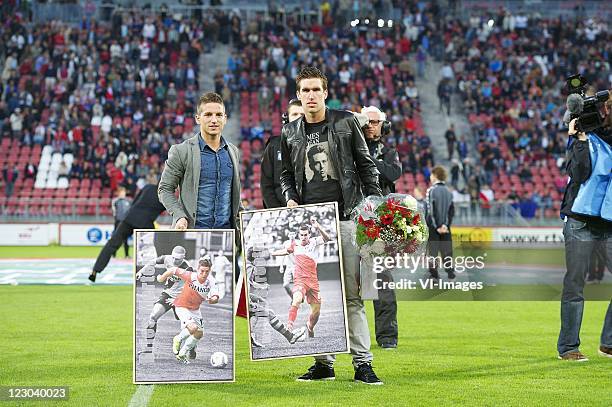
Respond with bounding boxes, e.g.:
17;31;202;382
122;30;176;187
452;201;561;227
458;0;610;18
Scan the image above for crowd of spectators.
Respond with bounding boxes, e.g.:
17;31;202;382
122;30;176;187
0;8;237;204
439;8;610;218
4;1;607;221
226;0;441;197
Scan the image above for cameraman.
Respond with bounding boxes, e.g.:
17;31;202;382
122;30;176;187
362;105;402;349
557;98;612;361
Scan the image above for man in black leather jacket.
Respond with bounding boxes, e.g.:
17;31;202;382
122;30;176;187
362;105;402;350
280;66;383;385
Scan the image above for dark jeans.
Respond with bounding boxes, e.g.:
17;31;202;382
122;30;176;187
427;227;454;277
93;221;134;273
558;218;612;356
373;269;398;345
112;219;129;258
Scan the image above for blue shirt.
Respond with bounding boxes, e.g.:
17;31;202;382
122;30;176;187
195;136;233;229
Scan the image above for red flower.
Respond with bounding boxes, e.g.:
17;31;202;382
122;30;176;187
412;214;420;225
386;198;400;214
358;215;365;225
366;227;380;239
363;218;375;228
381;213;394;225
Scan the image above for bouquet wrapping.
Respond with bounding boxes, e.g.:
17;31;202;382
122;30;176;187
352;193;429;265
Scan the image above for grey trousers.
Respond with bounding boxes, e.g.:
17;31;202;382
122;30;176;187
315;221;373;368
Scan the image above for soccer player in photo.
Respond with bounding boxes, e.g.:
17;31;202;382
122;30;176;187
272;218;330;338
156;257;220;363
136;245;193;333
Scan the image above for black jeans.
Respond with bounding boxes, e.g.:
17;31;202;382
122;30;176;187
373;269;398;345
427;227;454;277
113;219;129;258
558;218;612;355
93;221;134;273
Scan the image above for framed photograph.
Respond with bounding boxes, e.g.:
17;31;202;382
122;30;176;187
240;202;350;361
133;229;235;384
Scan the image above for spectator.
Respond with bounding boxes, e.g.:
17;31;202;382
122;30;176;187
24;162;37;179
2;164;18;198
445;124;456;160
437;78;452;115
479;184;495;217
519;193;538;219
57;160;70;182
9;107;23;139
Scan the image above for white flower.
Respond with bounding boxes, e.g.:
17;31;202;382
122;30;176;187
404;195;418;211
415;231;423;242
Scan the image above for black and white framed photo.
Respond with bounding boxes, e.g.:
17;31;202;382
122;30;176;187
133;229;235;383
240;202;350;361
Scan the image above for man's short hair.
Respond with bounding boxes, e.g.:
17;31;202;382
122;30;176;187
361;105;387;121
288;98;302;110
296;66;328;92
198;257;212;267
307;145;327;170
299;224;311;233
197;92;224;113
432;165;448;182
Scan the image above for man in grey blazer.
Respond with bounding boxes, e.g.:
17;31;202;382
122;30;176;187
158;92;241;231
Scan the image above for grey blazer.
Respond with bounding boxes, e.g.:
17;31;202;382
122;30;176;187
158;133;242;229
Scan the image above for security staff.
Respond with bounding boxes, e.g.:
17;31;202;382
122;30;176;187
261;99;304;208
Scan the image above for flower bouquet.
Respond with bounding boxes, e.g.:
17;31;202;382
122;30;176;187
352;193;429;263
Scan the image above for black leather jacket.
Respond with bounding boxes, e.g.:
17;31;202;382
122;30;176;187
366;139;402;195
280;109;382;218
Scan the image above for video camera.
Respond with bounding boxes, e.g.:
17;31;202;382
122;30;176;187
565;74;610;133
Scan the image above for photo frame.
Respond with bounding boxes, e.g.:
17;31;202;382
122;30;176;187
239;202;350;361
133;229;235;383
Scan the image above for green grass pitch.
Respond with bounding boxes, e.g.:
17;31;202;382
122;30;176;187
1;285;610;406
0;246;610;406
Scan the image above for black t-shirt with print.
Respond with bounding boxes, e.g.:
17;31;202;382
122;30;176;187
302;120;344;215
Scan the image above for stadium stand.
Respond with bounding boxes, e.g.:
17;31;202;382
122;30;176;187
231;2;436;208
0;8;216;217
1;1;609;223
441;10;609;219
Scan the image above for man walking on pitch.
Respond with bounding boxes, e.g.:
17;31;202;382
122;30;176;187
89;184;165;282
280;66;383;385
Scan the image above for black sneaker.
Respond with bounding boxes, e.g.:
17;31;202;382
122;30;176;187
354;363;383;385
296;363;335;381
88;271;97;282
379;342;397;349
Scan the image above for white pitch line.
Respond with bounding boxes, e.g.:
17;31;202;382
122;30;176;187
128;384;154;407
